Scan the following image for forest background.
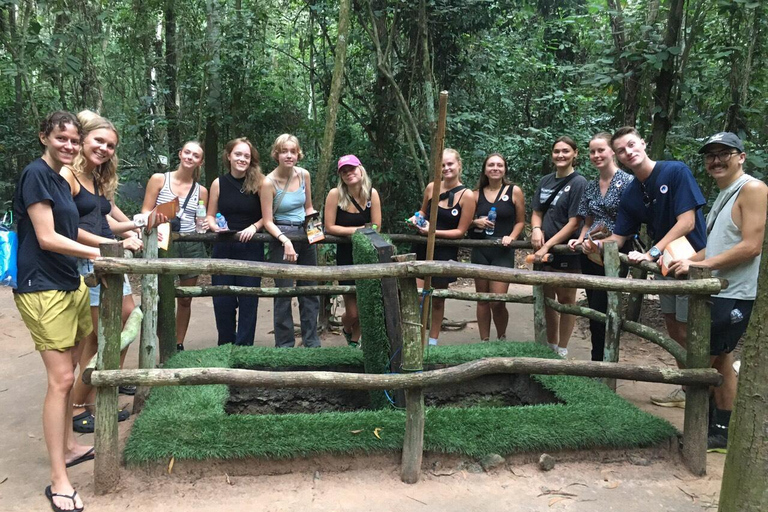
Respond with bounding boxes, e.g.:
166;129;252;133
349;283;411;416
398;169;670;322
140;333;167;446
0;0;765;230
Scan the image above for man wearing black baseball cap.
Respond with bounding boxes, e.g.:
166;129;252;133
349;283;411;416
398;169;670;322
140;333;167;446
669;132;767;451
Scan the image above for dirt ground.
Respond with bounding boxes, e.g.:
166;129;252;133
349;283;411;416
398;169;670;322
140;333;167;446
0;283;728;511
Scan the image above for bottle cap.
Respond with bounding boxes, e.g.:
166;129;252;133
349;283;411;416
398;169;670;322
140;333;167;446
199;200;204;205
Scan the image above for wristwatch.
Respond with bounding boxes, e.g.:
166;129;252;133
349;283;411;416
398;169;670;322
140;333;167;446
648;246;661;260
132;214;147;228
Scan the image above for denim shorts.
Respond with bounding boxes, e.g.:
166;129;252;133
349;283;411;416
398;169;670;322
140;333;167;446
77;259;132;307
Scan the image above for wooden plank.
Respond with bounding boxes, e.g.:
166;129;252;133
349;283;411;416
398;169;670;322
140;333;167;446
602;241;622;390
94;242;122;495
135;227;158;412
157;235;176;364
682;265;712;476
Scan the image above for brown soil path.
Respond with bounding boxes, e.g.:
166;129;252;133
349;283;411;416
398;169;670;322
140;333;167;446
0;284;725;511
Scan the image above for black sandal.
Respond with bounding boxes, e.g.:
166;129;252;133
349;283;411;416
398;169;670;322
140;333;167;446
45;485;84;512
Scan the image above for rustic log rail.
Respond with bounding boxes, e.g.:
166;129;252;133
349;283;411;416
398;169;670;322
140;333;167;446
89;235;721;491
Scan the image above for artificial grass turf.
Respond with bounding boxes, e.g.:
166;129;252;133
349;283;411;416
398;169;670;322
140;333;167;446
123;342;677;465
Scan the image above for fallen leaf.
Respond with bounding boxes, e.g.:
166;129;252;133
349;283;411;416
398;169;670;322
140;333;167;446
510;468;530;478
601;469;617;481
168;456;175;474
225;473;233;485
677;486;697;501
605;480;621;489
461;470;467;479
373;427;382;439
27;433;35;439
350;429;363;434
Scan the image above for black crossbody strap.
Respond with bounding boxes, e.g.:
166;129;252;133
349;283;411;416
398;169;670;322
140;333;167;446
438;185;466;208
348;193;368;214
540;173;577;215
179;183;197;216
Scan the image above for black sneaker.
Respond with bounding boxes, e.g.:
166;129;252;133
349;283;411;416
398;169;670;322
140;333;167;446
119;385;137;396
177;344;184;351
707;433;728;453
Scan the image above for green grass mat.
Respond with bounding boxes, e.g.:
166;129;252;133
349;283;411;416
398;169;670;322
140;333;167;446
124;342;677;465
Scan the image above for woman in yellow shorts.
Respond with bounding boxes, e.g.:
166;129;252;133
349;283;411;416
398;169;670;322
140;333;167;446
13;111;101;512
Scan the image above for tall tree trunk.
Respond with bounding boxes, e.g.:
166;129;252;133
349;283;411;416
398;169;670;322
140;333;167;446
718;219;768;512
164;0;180;160
649;0;684;159
204;0;221;189
724;4;760;135
313;0;351;202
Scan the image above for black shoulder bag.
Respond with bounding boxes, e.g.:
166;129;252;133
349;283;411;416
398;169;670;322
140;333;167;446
539;173;577;216
170;183;198;232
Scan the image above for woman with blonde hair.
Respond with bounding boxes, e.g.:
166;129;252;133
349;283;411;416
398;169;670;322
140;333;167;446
60;110;143;433
324;154;382;347
206;137;265;345
142;141;209;351
260;134;321;347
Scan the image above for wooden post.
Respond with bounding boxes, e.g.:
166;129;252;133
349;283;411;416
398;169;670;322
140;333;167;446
532;263;548;346
396;254;425;483
626;266;646;321
157;235;176;363
682;265;711;476
420;91;448;347
602;241;622;390
94;242;122;494
135;227;158;412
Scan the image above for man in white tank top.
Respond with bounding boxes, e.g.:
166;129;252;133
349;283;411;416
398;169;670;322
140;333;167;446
669;132;768;451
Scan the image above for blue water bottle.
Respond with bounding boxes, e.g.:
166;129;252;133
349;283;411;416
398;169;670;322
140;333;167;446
215;213;229;230
485;207;497;236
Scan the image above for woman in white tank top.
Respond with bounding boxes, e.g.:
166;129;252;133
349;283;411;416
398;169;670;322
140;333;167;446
142;141;209;351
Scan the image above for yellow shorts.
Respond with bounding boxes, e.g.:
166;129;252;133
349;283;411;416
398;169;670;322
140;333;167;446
14;279;93;352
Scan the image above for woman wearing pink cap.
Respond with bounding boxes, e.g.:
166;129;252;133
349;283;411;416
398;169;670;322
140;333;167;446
324;155;381;347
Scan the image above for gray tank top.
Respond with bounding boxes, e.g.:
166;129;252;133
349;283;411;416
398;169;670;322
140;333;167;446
707;174;760;299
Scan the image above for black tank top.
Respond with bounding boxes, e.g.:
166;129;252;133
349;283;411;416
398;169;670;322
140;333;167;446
336;196;371;228
218;173;262;231
472;184;517;239
72;174;114;238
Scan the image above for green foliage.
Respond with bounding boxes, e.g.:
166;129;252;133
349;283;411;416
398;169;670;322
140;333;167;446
124;341;676;464
352;231;392;408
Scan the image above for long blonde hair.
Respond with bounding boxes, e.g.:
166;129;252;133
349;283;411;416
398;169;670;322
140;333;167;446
71;110;120;199
337;165;372;211
222;137;263;194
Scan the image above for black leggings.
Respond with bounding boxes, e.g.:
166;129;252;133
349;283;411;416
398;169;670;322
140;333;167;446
580;251;629;361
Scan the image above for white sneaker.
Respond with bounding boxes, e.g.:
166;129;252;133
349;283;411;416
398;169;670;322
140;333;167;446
557;347;568;358
733;360;741;375
548;343;558;352
650;387;686;408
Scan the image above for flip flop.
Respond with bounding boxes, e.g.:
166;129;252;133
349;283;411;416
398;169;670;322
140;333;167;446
65;447;95;468
45;485;84;512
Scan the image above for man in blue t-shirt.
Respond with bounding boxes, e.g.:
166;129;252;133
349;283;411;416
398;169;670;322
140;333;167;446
584;126;706;408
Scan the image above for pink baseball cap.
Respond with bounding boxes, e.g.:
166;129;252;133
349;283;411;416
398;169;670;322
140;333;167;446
337;154;361;171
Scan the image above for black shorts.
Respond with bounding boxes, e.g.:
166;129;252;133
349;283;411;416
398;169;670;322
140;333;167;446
471;246;516;269
543;253;581;272
710;297;754;356
414;243;458;288
336;244;355;286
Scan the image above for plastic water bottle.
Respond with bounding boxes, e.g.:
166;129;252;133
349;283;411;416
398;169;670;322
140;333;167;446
485;207;497;236
414;212;426;228
730;308;744;324
195;200;206;233
215;213;229;230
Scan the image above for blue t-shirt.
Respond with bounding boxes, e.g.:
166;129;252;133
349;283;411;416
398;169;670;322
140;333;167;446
13;158;81;293
614;160;706;251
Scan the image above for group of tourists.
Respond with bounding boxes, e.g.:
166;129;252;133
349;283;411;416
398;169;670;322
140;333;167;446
11;107;764;511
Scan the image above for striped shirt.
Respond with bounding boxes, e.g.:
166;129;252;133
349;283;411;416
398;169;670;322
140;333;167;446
156;172;200;234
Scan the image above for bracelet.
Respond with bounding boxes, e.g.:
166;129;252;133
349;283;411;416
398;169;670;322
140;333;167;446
277;233;287;244
531;226;541;231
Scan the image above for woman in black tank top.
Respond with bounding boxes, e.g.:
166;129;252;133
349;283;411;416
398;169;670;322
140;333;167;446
470;153;526;341
408;149;476;346
324;155;382;347
205;138;264;346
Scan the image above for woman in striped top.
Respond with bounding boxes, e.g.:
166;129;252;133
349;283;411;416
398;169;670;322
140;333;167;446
142;141;209;351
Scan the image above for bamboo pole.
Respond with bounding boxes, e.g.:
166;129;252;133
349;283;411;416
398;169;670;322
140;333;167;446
544;297;686;364
94;242;122;495
532;263;548;346
85;358;723;389
157;236;176;363
603;241;622;390
396;254;425;484
420;90;449;347
682;265;712;476
136;226;158;412
86;307;143;370
93;258;725;295
176;284;355;297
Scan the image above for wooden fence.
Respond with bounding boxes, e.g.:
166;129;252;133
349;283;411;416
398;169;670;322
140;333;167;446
86;229;724;493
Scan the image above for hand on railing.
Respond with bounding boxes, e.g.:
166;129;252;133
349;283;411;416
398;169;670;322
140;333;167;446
530;228;544;251
667;258;693;278
237;224;259;242
121;237;144;252
627;250;654;264
566;238;582;251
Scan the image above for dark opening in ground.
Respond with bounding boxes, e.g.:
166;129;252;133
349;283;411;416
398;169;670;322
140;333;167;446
225;365;562;415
